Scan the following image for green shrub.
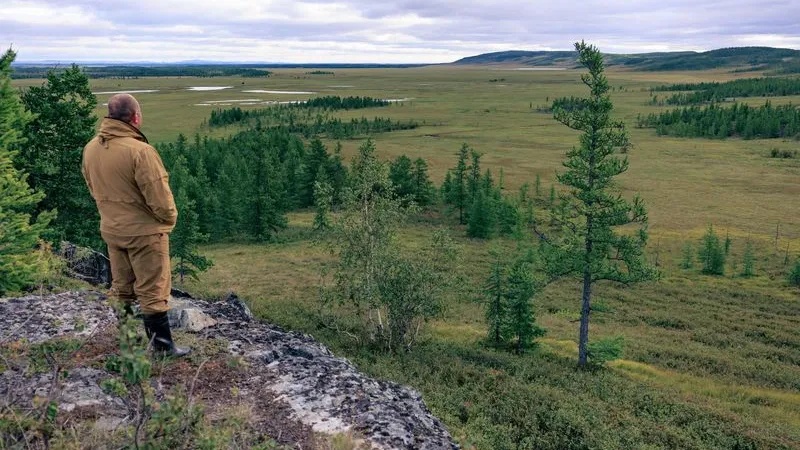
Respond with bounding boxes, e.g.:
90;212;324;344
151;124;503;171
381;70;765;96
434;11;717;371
587;336;624;366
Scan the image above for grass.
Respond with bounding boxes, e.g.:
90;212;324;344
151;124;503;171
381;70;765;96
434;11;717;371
15;66;800;448
181;212;800;449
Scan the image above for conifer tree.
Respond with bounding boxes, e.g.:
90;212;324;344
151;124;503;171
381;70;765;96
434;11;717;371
441;170;454;204
389;154;415;202
19;64;99;248
283;138;306;209
496;196;521;237
449;144;470;224
724;231;732;256
411;157;435;206
0;48;52;294
467;170;499;239
519;183;530;205
535;174;542;198
250;147;287;241
741;240;755;277
190;157;216;236
168;155;212;284
538;42;654;367
213;156;247;238
313;167;334;231
484;253;508;347
467;188;496;239
468;149;482;205
302;138;331;207
328;141;348;202
170;188;212;285
698;225;726;275
505;258;545;354
680;242;694;269
498;168;505;191
788;259;800;287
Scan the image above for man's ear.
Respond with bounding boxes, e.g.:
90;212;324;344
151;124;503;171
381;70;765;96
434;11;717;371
131;110;141;127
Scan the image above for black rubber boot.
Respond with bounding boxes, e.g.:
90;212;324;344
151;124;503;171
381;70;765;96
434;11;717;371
143;312;191;358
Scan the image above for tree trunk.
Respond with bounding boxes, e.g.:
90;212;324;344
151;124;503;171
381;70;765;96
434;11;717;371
578;268;592;367
578;220;593;368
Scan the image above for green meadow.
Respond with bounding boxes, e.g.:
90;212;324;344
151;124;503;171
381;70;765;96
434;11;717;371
16;66;799;448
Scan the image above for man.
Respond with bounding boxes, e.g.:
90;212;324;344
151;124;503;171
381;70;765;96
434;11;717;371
82;93;190;357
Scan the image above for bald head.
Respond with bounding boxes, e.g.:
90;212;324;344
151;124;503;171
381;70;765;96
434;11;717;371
107;94;142;128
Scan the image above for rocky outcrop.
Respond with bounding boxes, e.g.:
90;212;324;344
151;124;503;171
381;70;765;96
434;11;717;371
0;291;458;450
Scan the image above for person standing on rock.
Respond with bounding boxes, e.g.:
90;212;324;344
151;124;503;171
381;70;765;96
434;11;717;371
81;93;190;358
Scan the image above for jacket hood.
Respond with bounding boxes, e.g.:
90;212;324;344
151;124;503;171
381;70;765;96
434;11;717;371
97;117;149;144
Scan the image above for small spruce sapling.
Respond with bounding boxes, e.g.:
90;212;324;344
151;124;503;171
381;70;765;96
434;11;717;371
504;258;545;354
313;175;334;231
741;240;755;277
680;242;694;269
788;259;800;287
698;225;726;275
724;231;732;256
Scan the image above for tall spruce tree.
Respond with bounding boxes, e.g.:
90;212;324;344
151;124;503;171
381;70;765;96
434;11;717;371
448;144;470;224
19;64;99;249
468;149;482;206
0;48;53;294
302;138;331;207
250;146;288;241
213;155;247;238
539;42;654;367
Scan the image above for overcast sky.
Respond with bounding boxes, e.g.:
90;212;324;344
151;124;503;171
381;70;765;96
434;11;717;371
4;0;800;63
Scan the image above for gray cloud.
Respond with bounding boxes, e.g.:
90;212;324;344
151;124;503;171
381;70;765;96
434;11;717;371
3;0;799;62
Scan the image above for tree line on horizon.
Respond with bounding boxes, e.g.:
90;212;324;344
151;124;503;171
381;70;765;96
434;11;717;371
637;101;800;139
649;77;800;105
10;64;272;79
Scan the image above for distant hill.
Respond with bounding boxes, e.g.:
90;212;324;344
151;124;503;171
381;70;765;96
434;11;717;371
453;47;800;71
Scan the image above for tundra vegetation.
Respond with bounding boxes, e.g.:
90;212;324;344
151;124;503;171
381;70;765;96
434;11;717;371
3;42;800;449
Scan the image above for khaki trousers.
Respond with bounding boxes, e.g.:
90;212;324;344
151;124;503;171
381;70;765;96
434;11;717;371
102;232;171;315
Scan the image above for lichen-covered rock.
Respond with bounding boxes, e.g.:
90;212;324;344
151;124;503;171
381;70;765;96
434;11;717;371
179;307;217;331
0;291;459;450
0;292;115;344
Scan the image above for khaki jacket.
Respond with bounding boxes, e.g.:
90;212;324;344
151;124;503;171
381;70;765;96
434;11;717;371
82;118;177;237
